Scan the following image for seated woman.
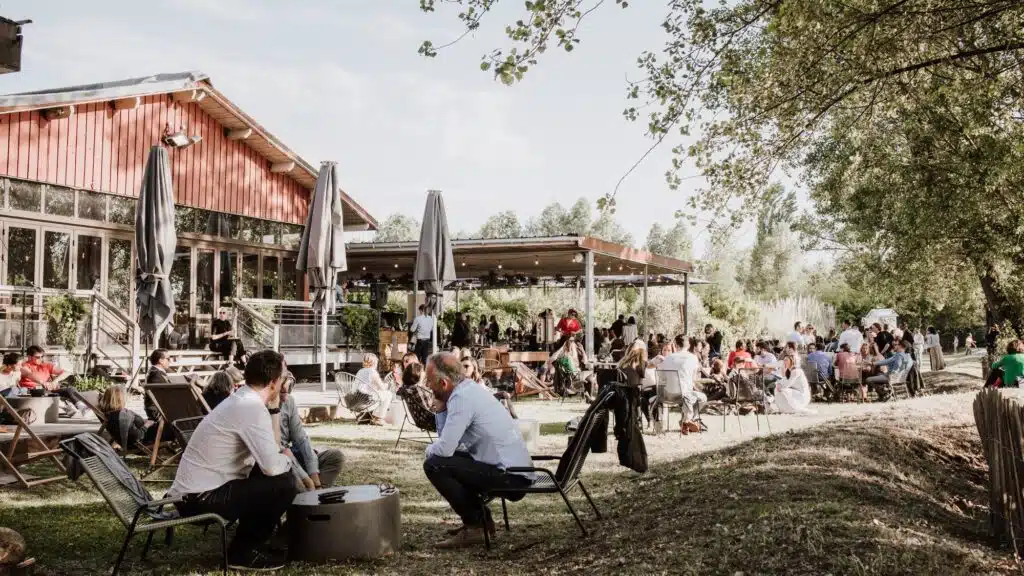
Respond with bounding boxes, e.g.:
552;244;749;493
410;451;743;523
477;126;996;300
202;371;235;410
463;357;518;419
546;335;587;398
0;353;25;398
99;385;171;450
355;354;393;426
991;340;1024;388
208;308;247;366
618;340;656;425
704;358;729;401
773;356;816;415
726;340;752;369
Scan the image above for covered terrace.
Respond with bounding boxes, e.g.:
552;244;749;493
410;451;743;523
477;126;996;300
342;235;695;359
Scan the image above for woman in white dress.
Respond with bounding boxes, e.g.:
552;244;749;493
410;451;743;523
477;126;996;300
774;356;817;415
355;353;393;425
925;326;945;371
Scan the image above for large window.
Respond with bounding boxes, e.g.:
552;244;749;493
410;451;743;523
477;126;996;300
45;186;75;217
262;255;279;299
9;180;40;212
79;190;107;222
241;254;259;299
7;227;36;286
108;239;132;310
42;230;71;289
76;234;103;291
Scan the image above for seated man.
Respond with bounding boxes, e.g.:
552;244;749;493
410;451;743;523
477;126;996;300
19;345;84;417
753;341;781;384
865;340;913;400
423;352;533;549
169;350;296;571
279;372;345;491
805;343;834;394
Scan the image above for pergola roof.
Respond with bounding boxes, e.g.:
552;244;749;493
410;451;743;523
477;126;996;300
342;235;693;285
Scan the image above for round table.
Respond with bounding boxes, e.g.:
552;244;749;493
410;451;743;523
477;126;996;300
287;484;401;562
6;395;60;424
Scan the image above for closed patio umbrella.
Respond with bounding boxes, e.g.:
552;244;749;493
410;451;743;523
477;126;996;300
135;146;177;346
297;161;347;390
414;190;457;353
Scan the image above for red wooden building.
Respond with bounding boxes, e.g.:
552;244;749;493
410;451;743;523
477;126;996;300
0;71;376;346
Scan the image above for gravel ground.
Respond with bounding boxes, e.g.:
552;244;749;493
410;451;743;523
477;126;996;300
305;359;985;470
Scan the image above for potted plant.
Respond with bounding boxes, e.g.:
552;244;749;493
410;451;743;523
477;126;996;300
44;292;89;374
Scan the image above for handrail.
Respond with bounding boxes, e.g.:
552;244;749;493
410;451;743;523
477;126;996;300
235;297;372;311
233;298;281;352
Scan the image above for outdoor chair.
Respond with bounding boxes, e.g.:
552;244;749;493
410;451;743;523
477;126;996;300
59;433;228;576
834;367;864;403
655;369;710;434
0;394;66;488
887;365;911;400
336;371;380;422
480;389;606;549
169;416;204;449
393;386;437;449
143;379;211;471
730;370;772;433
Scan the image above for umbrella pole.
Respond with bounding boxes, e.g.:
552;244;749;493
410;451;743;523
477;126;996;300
321;306;328;392
432;294;440;355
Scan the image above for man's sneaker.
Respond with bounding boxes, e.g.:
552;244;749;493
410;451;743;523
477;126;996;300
227;549;286;572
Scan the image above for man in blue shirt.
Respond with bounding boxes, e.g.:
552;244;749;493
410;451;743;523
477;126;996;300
805;343;833;383
865;340;913;399
423;352;533;549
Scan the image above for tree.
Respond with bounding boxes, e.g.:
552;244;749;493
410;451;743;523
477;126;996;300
588;208;634;246
373;213;420;242
644;218;692;261
419;0;1024;329
478;211;523;238
736;184;801;298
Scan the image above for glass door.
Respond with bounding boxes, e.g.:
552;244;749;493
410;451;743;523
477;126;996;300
169;245;193;348
195;249;215;347
3;223;38;288
75;233;104;292
42;229;72;290
107;237;133;312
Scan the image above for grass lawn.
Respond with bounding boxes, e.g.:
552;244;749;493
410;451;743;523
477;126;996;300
1;382;1016;575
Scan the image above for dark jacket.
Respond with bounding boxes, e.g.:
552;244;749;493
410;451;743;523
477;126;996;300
565;384;647;475
144;367;170;421
452;319;472;348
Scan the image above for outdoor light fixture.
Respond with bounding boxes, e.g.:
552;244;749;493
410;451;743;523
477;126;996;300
572;253;585;264
361;266;366;271
497;262;503;270
534;259;539;266
394;263;398;268
461;261;466;267
162;125;202;149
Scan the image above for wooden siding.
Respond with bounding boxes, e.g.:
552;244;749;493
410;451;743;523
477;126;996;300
0;95;308;224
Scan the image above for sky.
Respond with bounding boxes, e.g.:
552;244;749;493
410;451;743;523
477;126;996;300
1;0;715;248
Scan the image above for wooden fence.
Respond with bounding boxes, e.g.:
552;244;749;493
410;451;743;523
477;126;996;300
973;388;1024;553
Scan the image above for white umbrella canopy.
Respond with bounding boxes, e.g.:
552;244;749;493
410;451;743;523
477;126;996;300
135;146;177;341
297;161;347;390
414;190;457;351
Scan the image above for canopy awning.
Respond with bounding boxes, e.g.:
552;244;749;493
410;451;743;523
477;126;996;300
343;235;693;286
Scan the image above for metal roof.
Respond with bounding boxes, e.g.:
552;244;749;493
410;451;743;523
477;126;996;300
0;71;376;230
343;235;693;285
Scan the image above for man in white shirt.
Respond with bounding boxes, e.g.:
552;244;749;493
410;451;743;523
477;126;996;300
787;322;806;346
170;350;295;572
837;320;864;353
410;305;436;363
423;352;533;549
657;335;705;433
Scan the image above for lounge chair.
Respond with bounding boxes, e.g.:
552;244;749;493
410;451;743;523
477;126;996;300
0;394;65;488
59;433;228;576
143;378;211;471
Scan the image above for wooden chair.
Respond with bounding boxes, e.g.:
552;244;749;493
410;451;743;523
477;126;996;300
0;394;66;488
143;378;211;472
59;433;228;576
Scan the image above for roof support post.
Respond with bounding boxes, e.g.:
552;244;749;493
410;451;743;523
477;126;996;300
684;272;690;335
585;250;595;362
642;264;649;340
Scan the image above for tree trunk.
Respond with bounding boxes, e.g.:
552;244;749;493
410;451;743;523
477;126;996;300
978;263;1024;335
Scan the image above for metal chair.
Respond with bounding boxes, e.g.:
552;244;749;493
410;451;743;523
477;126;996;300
482;390;606;549
59;433;228;576
336;371;380;422
393;387;436;449
655;369;708;434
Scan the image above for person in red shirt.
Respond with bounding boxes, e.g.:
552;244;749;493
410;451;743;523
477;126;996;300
556;309;582;337
19;345;67;390
726;340;753;369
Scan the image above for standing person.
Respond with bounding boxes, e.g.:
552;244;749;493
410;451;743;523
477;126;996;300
913;327;926;362
838;320;864;354
925;326;945;371
477;315;489;345
899;323;916;361
622;316;639;343
704;324;724;360
422;352;533;548
451;312;472;349
487;316;501;344
787;322;806;347
986;325;1002;356
965;332;977;354
411;305;436;364
875;324;894;358
610;315;625;339
279;372;345;490
555;309;582;338
169;350;296;571
952;333;960;356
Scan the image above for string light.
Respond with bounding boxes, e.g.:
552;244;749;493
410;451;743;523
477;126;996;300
497;262;503;270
